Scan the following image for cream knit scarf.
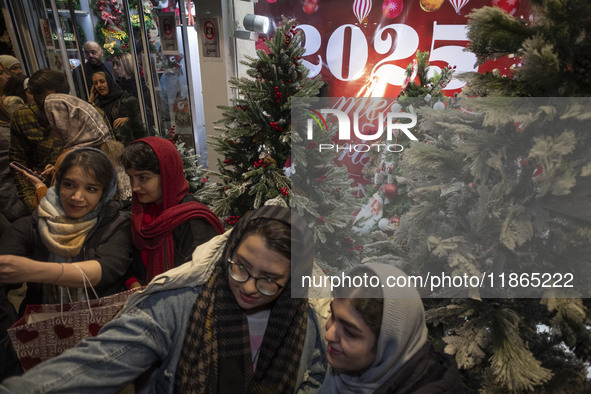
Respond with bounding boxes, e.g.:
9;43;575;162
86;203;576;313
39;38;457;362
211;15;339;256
37;187;99;257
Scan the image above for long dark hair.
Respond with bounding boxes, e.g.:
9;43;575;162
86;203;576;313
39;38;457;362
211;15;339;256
27;69;69;104
4;75;28;102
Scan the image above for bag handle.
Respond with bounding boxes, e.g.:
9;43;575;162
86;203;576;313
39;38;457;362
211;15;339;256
71;264;99;316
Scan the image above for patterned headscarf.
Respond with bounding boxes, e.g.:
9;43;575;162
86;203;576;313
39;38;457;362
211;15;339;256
44;93;111;149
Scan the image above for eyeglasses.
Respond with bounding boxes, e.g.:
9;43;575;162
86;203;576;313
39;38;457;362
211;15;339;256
226;258;285;296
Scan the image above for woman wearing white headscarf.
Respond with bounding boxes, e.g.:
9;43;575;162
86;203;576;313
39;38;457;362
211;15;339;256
319;263;464;393
0;55;23;77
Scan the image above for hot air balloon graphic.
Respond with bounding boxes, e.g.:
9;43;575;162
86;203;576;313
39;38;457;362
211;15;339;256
448;0;469;14
353;0;372;23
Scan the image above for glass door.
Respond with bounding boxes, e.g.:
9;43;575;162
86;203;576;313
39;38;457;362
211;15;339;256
2;0;208;158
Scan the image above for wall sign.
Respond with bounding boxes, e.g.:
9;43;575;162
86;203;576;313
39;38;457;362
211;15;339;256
199;17;221;60
40;19;55;50
159;12;179;55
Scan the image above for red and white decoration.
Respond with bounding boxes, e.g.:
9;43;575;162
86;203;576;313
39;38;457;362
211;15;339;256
353;0;373;23
448;0;471;14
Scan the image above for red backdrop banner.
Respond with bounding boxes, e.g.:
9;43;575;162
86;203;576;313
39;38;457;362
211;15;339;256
256;0;530;98
255;0;530;193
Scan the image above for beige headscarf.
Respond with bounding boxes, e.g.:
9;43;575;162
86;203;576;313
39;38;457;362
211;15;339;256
0;55;20;72
319;263;429;394
44;93;111;149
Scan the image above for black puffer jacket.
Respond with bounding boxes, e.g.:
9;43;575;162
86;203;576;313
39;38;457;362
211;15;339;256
0;200;133;312
375;343;465;394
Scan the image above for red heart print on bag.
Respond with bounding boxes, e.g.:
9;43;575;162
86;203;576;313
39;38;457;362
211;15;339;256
15;329;39;343
88;323;102;336
54;324;75;339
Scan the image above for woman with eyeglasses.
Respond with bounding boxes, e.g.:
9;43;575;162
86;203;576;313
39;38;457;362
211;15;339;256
0;205;328;393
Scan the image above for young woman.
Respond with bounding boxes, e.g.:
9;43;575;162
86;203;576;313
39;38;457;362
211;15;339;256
319;263;464;394
90;71;135;130
9;69;69;213
112;53;142;98
3;75;32;105
0;148;134;311
0;205;327;392
111;53;154;130
11;93;131;208
0;76;28;231
119;136;224;288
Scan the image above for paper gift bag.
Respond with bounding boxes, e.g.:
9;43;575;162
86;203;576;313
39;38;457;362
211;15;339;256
7;288;139;371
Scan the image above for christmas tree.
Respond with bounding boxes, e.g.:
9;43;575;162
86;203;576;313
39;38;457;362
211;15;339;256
463;1;591;97
197;17;365;270
391;1;591;392
167;126;210;195
358;51;453;263
197;17;325;222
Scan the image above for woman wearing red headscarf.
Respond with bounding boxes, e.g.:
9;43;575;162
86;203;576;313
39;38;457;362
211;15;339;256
120;137;224;288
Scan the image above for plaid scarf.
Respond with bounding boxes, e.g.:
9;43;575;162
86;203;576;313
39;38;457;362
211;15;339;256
175;259;308;393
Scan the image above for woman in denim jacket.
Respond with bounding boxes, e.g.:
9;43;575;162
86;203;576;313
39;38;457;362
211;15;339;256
0;205;328;393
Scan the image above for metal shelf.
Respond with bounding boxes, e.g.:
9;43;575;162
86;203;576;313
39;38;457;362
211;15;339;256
46;9;90;17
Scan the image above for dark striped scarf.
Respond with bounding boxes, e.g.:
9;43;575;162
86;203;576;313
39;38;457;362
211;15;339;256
174;260;308;393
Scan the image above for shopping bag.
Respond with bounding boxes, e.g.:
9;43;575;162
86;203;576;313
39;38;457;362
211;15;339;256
7;288;139;371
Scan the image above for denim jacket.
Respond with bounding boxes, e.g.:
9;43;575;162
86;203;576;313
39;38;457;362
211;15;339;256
0;232;328;394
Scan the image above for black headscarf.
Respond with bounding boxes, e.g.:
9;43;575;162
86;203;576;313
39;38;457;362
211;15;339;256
92;71;129;126
92;71;126;107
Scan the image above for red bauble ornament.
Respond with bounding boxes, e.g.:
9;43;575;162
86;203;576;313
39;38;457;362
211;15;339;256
490;0;519;16
382;0;403;19
382;183;398;199
303;0;319;14
389;216;401;226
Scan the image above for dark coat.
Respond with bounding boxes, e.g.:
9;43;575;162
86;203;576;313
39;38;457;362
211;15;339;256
0;200;133;312
375;343;465;394
127;194;221;286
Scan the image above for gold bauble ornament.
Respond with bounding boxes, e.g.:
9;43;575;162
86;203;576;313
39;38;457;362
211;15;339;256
420;0;444;12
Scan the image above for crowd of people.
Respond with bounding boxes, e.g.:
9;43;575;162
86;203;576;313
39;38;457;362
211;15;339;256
0;45;463;393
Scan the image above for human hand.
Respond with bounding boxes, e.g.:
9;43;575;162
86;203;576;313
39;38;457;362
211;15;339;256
10;162;45;187
129;281;142;289
113;117;129;129
0;255;34;284
41;164;55;178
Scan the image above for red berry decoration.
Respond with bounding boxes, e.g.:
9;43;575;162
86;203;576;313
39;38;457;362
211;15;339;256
381;183;398;199
389;216;401;226
382;0;403;19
